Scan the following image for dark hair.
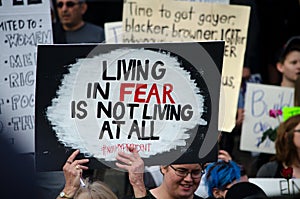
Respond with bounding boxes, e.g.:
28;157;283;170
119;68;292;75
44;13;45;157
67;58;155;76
225;182;267;199
275;114;300;166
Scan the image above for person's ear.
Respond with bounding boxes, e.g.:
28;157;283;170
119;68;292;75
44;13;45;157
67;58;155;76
212;188;224;199
80;2;88;15
160;165;167;175
276;62;284;74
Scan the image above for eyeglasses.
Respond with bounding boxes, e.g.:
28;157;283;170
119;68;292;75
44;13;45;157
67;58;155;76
56;1;81;8
169;165;205;179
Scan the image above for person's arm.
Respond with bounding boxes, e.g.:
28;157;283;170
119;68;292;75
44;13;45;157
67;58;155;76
57;150;89;199
116;147;147;198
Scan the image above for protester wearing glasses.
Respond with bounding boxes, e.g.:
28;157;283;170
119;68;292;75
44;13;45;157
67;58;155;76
257;114;300;178
53;0;105;43
116;147;205;199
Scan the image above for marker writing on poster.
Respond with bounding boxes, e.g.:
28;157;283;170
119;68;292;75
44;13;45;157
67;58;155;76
70;58;194;140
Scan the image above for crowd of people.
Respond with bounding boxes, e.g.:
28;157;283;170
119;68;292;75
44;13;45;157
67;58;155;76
2;0;300;198
49;0;300;197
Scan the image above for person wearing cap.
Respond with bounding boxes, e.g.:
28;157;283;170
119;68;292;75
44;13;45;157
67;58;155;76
116;147;205;199
52;0;105;43
276;36;300;87
276;36;300;105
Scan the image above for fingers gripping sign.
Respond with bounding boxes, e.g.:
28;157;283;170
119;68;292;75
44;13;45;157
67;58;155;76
116;146;147;198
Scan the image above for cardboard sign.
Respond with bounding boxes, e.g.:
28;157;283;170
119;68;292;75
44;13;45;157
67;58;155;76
122;0;250;132
0;0;52;153
249;178;300;197
104;21;123;44
35;42;223;171
179;0;229;3
240;83;294;154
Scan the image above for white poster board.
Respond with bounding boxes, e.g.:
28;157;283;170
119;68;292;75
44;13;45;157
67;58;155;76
104;0;229;44
0;0;52;153
104;21;123;44
122;0;251;132
240;83;294;154
249;178;300;197
179;0;229;3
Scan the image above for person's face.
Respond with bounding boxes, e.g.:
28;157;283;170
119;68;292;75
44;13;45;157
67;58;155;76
212;179;238;199
277;51;300;84
56;0;86;28
293;122;300;149
161;164;202;199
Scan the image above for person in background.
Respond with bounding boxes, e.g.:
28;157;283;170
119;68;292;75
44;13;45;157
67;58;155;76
56;150;118;199
73;180;118;199
116;147;205;199
280;36;300;107
195;149;248;199
276;36;300;105
196;149;248;199
254;36;300;175
40;1;105;197
218;0;263;177
52;0;105;43
204;160;241;199
256;114;300;178
257;0;300;85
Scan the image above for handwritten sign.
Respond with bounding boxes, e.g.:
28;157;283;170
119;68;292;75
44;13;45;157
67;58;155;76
240;83;294;154
122;0;250;132
179;0;229;4
249;178;300;197
0;0;52;153
104;21;123;44
35;42;223;170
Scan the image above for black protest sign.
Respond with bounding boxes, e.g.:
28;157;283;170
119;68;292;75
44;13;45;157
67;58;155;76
35;42;223;171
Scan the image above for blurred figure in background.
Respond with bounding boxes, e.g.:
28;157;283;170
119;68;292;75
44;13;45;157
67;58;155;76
52;0;105;43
